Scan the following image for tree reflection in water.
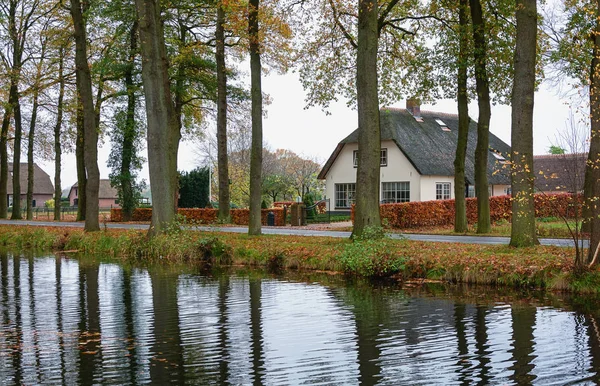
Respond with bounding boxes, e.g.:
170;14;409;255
0;254;598;384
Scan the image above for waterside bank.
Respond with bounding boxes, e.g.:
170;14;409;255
0;224;597;293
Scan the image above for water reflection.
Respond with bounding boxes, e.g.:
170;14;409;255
0;253;599;385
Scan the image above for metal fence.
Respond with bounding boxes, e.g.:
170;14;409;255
304;199;331;224
10;206;115;221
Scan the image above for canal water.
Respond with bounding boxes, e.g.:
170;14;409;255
1;252;600;385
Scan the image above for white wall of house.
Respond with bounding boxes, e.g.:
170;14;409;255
379;140;421;202
324;143;358;209
420;176;454;201
492;185;511;196
325;140;423;208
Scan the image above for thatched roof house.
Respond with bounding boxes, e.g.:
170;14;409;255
318;103;511;208
533;153;587;193
7;163;54;207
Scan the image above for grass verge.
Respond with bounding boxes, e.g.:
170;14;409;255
0;225;598;293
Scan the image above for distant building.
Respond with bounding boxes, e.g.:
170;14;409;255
7;163;54;207
69;179;120;208
533;153;587;194
318;102;511;209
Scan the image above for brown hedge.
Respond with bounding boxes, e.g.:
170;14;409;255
111;207;285;226
351;193;580;229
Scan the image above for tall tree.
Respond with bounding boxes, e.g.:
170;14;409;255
70;0;100;231
108;20;144;223
509;0;538;247
53;46;66;221
470;0;492;233
75;91;87;221
586;0;600;265
352;0;381;238
454;0;470;233
248;0;263;236
26;24;49;220
135;0;181;235
216;1;231;222
544;0;600;265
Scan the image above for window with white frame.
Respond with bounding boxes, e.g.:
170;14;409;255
382;182;410;203
353;149;388;168
436;182;451;200
335;183;356;208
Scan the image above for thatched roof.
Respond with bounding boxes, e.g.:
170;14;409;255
7;163;54;195
533;153;587;192
318;107;511;185
71;179;118;199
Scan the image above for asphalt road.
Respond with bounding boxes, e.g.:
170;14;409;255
0;219;582;247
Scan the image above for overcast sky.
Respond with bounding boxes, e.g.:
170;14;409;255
40;68;577;191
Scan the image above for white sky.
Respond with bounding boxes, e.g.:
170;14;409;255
39;70;576;191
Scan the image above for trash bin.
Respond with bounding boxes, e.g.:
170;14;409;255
267;211;275;226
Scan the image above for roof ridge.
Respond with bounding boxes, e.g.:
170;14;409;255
534;153;587;159
380;106;458;119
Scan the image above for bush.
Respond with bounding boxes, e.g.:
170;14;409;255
354;193;580;229
111;207;286;226
341;226;406;277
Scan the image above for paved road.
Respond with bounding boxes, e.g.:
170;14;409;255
0;219;581;247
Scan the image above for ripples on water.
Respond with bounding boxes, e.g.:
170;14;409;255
0;253;600;385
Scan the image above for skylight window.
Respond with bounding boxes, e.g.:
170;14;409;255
435;118;446;126
492;152;506;161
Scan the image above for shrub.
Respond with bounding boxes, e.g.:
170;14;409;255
341;226;406;277
353;193;580;229
111;207;285;226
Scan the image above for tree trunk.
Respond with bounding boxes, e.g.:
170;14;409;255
352;0;381;238
71;0;100;232
216;2;231;222
509;0;538;247
0;103;12;219
120;22;138;222
75;93;87;221
54;48;65;221
454;0;469;233
470;0;491;234
10;83;23;220
135;0;180;236
248;0;263;236
8;0;22;220
26;81;39;220
586;0;600;266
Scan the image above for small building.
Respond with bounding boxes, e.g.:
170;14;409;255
69;179;120;208
533;153;587;194
6;163;54;207
317;102;511;210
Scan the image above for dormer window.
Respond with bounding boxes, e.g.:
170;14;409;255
435;118;450;131
492;152;509;164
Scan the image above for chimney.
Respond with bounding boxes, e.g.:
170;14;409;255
406;98;421;118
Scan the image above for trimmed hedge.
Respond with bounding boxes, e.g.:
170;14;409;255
352;193;580;229
111;207;285;226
